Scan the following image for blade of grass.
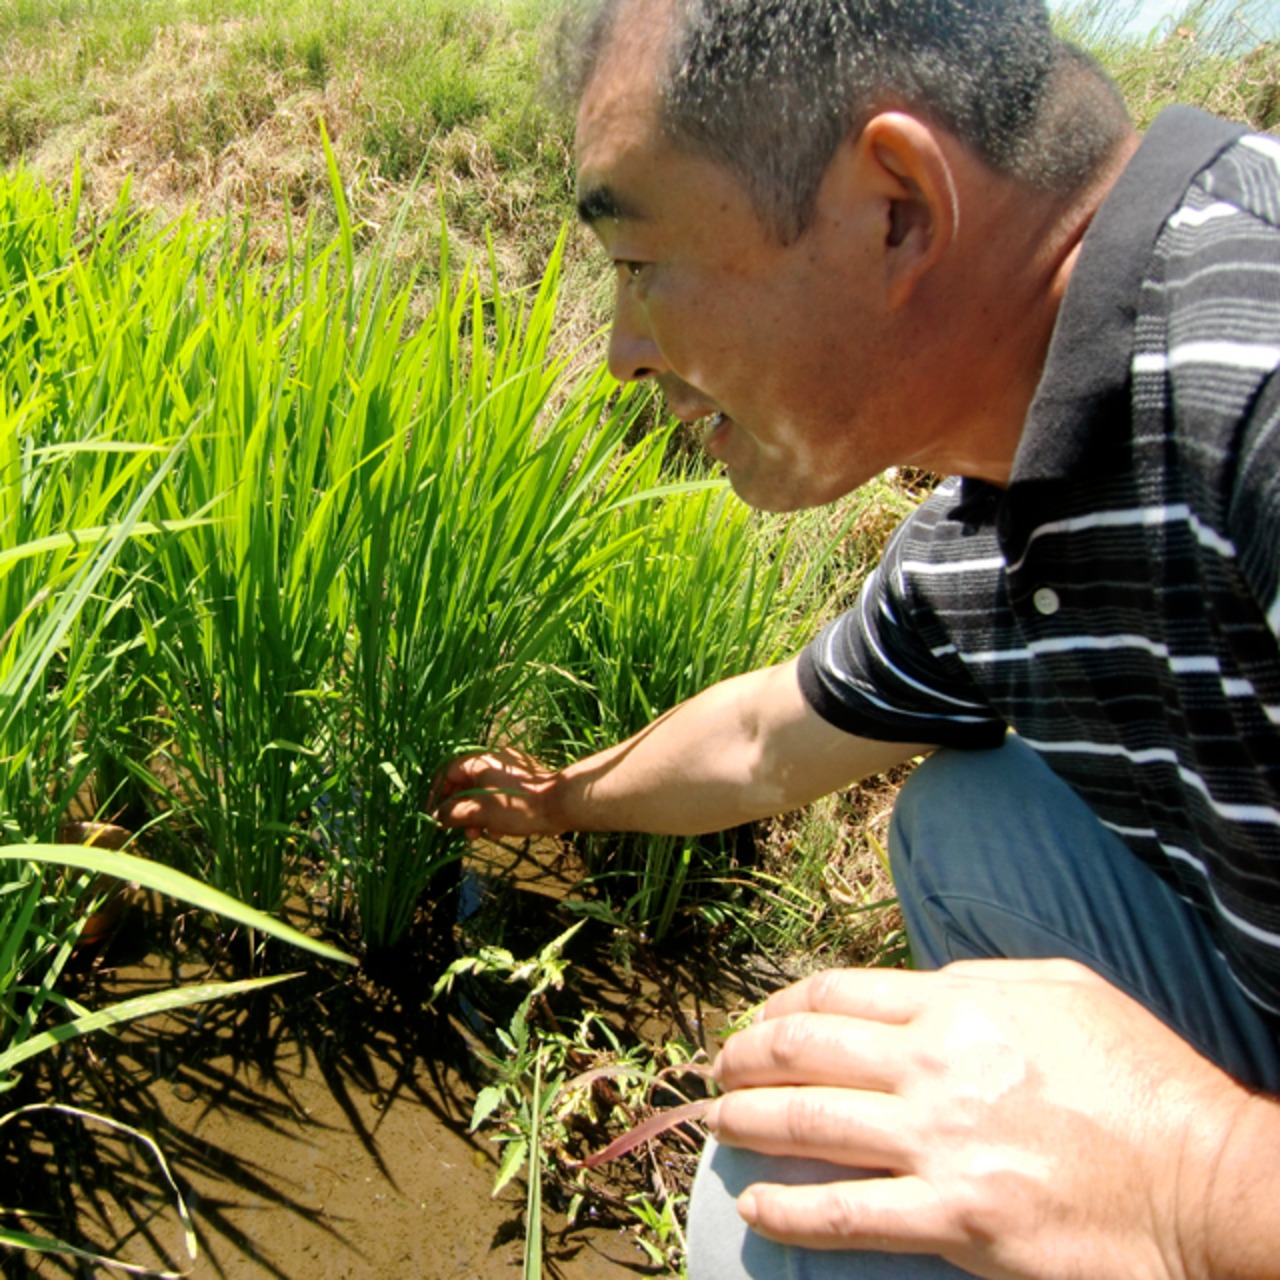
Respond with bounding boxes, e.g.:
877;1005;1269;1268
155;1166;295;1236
5;846;353;966
0;1101;198;1276
0;972;297;1080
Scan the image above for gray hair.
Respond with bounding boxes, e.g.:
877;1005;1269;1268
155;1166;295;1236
559;0;1131;242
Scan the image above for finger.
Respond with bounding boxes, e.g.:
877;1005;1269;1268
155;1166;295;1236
714;1013;903;1092
760;968;936;1025
435;795;480;827
432;760;485;810
443;752;489;781
708;1086;912;1170
438;794;519;832
452;758;515;791
738;1173;960;1256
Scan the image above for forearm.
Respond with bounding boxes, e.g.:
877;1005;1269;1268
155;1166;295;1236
548;658;927;835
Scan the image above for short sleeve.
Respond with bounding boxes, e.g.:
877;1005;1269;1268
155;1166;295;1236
797;498;1008;749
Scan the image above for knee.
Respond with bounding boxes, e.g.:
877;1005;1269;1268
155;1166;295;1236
889;744;1007;881
887;736;1066;907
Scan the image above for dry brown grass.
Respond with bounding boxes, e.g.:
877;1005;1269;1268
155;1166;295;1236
13;12;577;313
752;764;914;971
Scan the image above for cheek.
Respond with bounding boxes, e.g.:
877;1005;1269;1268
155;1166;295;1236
652;268;761;360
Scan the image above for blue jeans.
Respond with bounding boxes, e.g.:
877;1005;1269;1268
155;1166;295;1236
686;738;1280;1279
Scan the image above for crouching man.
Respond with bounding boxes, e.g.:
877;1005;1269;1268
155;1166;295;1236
439;1;1280;1275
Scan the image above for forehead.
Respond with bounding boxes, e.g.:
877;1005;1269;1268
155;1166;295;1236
573;0;674;225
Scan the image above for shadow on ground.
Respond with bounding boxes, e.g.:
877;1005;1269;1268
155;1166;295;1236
1;846;782;1279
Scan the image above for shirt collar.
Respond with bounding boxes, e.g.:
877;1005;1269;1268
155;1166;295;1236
1006;105;1246;488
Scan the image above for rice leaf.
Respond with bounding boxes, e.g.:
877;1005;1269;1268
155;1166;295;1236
0;973;297;1080
3;846;353;966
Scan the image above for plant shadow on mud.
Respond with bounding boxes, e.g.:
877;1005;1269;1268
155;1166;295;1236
1;848;783;1279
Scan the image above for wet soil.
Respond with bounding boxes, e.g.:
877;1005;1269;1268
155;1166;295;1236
2;841;787;1279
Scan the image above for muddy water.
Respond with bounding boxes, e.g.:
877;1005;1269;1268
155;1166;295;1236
6;841;784;1278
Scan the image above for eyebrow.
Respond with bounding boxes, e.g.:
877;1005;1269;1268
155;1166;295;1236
576;183;646;226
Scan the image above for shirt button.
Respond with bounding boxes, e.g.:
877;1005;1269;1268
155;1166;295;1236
1033;587;1061;616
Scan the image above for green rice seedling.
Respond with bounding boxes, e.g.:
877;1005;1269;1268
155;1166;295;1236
132;231;366;912
0;168;205;842
328;232;653;952
535;436;852;940
0;172;328;912
3;159;361;917
0;205;356;1257
0;348;350;1070
4;150;654;951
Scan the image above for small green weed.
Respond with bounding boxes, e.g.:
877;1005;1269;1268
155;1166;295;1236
433;923;708;1275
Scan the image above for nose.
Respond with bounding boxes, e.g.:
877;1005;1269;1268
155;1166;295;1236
607;283;666;383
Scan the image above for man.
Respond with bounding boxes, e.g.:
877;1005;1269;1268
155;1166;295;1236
437;0;1280;1275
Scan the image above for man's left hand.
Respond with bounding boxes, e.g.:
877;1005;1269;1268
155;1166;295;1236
707;959;1265;1280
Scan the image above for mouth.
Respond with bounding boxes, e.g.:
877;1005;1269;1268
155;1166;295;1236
698;411;728;447
698;411;733;459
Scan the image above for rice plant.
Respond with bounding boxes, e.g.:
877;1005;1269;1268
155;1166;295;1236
4;148;686;952
328;236;654;952
534;438;853;939
0;181;356;1262
3;131;888;963
131;231;369;913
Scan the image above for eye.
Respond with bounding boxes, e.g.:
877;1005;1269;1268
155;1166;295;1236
617;260;647;280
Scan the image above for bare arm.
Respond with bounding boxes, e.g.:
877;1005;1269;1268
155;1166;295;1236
435;657;929;837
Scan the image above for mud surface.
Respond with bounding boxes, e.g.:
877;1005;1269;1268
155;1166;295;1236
3;843;785;1279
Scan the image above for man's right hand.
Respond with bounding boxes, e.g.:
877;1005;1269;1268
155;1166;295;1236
434;749;565;840
435;659;927;842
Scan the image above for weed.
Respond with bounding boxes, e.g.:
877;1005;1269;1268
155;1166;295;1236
433;924;708;1275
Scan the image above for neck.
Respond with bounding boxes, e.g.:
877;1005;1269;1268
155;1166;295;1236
915;132;1140;488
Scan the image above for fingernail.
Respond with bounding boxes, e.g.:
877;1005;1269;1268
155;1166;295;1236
737;1188;759;1225
704;1099;721;1132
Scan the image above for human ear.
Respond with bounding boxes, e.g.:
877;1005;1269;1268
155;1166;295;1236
835;112;960;309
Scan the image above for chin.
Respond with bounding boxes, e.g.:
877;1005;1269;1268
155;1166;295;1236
729;468;867;513
725;480;832;514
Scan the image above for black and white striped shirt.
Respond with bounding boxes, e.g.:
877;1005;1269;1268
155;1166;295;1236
799;107;1280;1019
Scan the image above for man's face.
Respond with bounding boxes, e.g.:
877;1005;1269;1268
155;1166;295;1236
574;13;909;512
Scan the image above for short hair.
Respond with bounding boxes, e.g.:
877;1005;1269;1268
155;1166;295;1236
560;0;1131;242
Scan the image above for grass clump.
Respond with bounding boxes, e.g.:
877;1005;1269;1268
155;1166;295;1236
1;154;810;959
1058;0;1279;130
0;0;579;304
530;446;885;941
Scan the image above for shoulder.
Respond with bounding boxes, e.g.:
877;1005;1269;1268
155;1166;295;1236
1135;127;1280;479
1188;131;1280;229
1148;127;1280;308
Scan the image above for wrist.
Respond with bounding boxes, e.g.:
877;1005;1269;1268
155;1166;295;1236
542;763;588;834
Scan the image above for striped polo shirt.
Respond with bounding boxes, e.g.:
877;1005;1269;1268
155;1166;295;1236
798;107;1280;1019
